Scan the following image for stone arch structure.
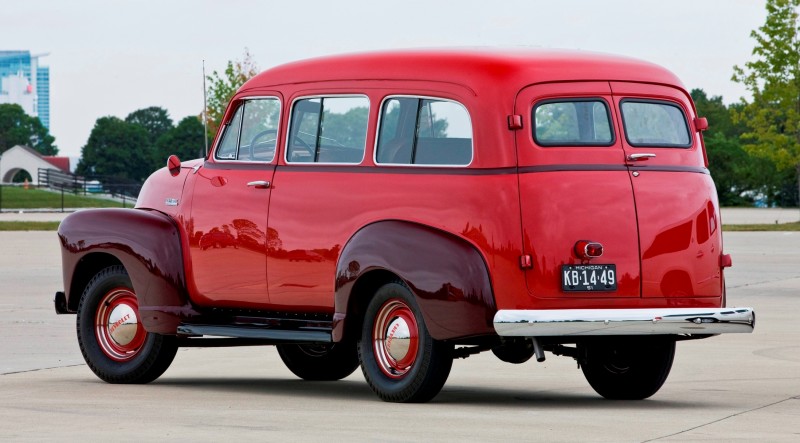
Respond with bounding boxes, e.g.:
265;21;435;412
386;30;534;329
0;145;70;184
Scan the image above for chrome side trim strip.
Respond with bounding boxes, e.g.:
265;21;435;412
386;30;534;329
493;308;755;336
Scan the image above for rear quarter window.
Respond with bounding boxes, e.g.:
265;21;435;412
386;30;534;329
620;100;691;148
375;96;473;166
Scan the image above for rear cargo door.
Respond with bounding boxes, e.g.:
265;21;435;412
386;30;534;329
515;82;641;300
611;82;722;298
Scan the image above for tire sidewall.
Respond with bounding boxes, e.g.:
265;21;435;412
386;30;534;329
359;282;439;399
76;266;170;382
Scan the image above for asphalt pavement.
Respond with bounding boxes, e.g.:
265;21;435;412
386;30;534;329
0;230;798;442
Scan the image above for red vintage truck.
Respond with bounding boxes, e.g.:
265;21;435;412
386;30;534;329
56;49;754;403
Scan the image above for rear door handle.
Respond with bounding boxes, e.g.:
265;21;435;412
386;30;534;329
247;180;271;189
627;153;656;161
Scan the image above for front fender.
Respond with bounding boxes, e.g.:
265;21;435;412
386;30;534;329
58;208;196;333
334;220;496;341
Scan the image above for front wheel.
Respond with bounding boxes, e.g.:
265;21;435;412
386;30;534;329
76;265;178;383
277;343;359;381
359;281;453;403
580;337;675;400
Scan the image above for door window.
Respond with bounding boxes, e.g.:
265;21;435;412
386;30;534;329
214;97;281;162
620;100;691;148
533;99;613;146
286;96;369;163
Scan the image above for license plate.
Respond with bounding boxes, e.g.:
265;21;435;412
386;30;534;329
561;264;617;292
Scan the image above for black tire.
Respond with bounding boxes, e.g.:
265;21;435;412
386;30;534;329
580;337;675;400
76;265;178;384
277;343;359;381
358;281;453;403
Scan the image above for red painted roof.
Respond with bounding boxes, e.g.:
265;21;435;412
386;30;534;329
241;48;685;94
43;156;70;173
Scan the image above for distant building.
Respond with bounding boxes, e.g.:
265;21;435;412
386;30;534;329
0;145;70;184
0;51;50;129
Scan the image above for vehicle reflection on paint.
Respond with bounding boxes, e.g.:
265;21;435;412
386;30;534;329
641;199;720;297
199;228;237;250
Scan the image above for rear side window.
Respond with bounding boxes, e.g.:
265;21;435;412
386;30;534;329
533;99;613;146
214;97;280;162
620;100;691;148
376;97;473;166
286;96;369;164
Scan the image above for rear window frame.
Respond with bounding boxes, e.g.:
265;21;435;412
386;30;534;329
619;98;692;149
374;94;474;168
532;97;616;148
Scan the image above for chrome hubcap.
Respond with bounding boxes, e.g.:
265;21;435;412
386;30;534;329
95;288;146;362
107;304;138;347
385;317;412;362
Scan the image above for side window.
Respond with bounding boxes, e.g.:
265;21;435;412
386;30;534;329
620;100;691;148
215;105;243;160
376;97;473;166
214;97;280;162
533;99;613;146
286;96;369;163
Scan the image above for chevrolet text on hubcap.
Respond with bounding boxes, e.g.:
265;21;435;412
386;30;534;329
373;299;419;378
94;288;146;361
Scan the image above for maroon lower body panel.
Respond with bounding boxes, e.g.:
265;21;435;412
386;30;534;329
58;208;198;333
334;220;496;342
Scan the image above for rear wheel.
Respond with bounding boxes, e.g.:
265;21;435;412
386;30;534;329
580;337;675;400
76;265;178;383
277;343;359;381
359;281;453;403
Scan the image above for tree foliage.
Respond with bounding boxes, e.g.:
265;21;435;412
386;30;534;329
692;88;793;206
78;111;205;182
732;0;800;206
0;103;57;155
125;106;173;145
76;116;150;181
154;116;205;166
204;48;259;140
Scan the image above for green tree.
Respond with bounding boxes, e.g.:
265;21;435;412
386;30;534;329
125;107;173;145
76;117;150;181
732;0;800;206
0;103;57;155
205;49;259;139
153;116;205;167
692;89;756;205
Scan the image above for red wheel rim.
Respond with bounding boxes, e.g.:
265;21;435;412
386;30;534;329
372;299;419;379
94;288;147;362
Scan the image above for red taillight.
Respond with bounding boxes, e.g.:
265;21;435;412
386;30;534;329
574;240;603;259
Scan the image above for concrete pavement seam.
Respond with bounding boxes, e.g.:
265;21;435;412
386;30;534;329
642;395;800;442
1;364;84;376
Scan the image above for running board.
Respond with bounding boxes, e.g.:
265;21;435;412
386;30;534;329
177;324;332;343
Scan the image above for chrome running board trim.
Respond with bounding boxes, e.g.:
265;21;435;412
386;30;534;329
493;307;755;336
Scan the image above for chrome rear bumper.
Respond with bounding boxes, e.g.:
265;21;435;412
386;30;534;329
493;307;755;336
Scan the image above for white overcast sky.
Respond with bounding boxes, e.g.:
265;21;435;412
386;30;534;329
1;0;768;158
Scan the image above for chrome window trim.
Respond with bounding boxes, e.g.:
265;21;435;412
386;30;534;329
284;94;370;165
619;98;693;149
212;96;282;165
373;95;474;168
532;97;616;147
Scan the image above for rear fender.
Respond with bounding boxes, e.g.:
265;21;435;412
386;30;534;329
58;208;197;333
334;220;496;342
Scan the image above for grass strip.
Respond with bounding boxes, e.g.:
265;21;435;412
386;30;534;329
0;221;61;231
0;186;127;209
723;222;800;231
